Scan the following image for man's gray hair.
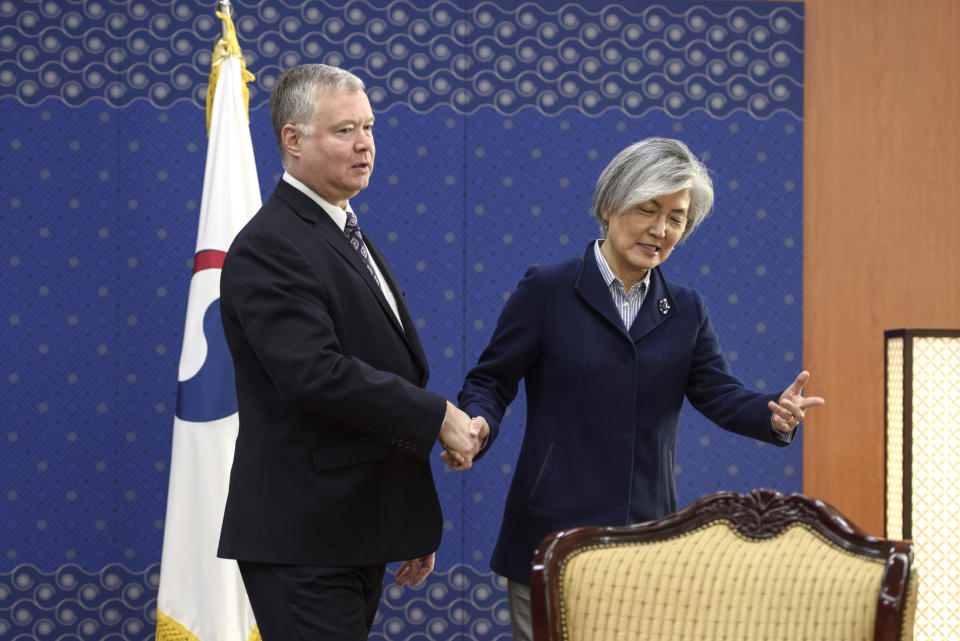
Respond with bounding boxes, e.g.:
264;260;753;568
270;64;365;163
592;137;714;240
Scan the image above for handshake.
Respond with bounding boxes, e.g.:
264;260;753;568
437;401;489;471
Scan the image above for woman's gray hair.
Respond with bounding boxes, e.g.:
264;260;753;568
270;64;365;163
592;137;714;240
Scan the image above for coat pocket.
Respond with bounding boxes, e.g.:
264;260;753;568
527;441;559;507
666;446;678;513
312;439;393;471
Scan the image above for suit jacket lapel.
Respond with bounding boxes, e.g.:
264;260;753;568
316;215;391;313
314;217;404;337
365;235;431;380
273;181;427;375
629;268;675;343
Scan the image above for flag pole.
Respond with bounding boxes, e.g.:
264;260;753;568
155;2;261;640
219;0;232;33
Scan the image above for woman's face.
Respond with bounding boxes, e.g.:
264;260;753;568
600;188;690;287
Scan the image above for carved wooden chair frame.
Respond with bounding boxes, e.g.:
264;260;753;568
530;488;914;641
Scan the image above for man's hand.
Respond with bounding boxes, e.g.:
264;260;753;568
394;552;435;587
438;401;482;469
441;416;488;470
768;370;825;433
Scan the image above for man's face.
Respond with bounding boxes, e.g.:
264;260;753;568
286;88;375;207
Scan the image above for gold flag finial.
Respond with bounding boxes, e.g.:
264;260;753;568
206;4;255;136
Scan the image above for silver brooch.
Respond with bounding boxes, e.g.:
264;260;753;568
658;298;671;315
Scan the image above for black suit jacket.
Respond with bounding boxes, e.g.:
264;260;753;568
217;179;446;566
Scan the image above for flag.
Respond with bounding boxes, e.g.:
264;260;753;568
156;8;261;641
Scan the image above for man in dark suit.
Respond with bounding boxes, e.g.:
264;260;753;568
217;64;484;641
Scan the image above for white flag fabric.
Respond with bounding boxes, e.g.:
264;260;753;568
156;14;261;641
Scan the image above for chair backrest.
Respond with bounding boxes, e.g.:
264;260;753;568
530;489;915;641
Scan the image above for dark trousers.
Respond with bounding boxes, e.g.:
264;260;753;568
238;561;386;641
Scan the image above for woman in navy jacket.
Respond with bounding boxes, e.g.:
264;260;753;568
456;138;825;641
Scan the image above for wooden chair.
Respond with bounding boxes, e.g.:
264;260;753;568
530;488;915;641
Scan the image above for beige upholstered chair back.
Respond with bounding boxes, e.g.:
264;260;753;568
530;489;915;641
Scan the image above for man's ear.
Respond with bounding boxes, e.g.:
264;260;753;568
280;124;301;159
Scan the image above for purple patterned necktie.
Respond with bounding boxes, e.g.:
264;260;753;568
343;209;381;288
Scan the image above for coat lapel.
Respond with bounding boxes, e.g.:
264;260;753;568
574;242;634;338
573;241;677;344
628;268;676;343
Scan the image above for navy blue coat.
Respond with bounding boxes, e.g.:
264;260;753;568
459;242;789;584
218;180;446;566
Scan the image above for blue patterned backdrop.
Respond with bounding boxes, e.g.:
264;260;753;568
0;1;803;639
